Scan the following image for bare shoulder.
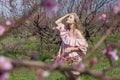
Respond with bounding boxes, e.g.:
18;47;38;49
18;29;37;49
75;29;84;39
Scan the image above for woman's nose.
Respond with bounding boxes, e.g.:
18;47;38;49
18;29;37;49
67;17;70;20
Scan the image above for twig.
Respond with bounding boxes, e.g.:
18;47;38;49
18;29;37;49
0;2;42;40
84;19;118;60
7;58;119;80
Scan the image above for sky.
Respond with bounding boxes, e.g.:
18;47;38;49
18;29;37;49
0;0;117;19
0;0;23;18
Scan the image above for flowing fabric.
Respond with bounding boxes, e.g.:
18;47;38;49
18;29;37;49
56;24;88;64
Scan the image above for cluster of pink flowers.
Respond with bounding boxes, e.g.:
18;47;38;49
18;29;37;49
0;26;5;36
78;62;85;69
44;0;58;18
6;20;14;26
88;43;119;68
114;0;120;14
103;43;119;61
37;69;49;80
0;20;14;36
98;14;107;21
0;56;12;80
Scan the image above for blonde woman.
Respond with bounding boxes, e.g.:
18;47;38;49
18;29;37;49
54;13;88;80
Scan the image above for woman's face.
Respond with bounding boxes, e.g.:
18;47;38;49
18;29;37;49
66;14;75;24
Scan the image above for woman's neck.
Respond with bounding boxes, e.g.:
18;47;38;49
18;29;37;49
69;24;75;32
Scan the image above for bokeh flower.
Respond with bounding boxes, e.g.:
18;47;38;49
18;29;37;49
98;14;106;20
6;20;14;26
0;72;9;80
44;0;58;18
114;0;120;14
0;25;5;36
78;62;85;69
109;49;118;61
114;6;120;14
37;69;49;79
0;56;12;80
102;43;119;61
0;56;12;71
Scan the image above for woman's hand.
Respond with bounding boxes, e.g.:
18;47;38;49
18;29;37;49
57;54;61;57
64;47;72;53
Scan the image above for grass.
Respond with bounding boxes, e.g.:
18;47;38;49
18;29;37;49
10;69;37;80
0;34;120;80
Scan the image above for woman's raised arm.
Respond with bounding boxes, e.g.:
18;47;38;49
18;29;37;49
55;14;70;25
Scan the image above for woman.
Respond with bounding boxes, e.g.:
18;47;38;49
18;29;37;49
54;13;88;80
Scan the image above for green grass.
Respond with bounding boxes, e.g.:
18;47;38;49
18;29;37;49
10;70;66;80
0;34;120;80
10;69;37;80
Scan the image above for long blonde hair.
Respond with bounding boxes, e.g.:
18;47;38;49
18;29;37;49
72;13;84;34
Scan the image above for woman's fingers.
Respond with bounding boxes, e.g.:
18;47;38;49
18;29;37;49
65;48;71;53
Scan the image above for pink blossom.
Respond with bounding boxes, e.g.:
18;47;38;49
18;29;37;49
98;14;106;20
78;62;85;69
41;71;49;77
44;0;58;18
113;0;120;14
0;56;12;80
37;69;49;79
118;0;120;7
44;0;57;10
6;20;14;26
102;43;119;61
0;72;9;80
114;6;120;14
109;49;118;61
0;26;5;36
0;56;12;70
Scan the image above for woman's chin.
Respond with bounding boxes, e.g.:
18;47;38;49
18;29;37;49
66;22;72;25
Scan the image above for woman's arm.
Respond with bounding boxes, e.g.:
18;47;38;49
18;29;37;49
64;47;79;53
55;14;70;25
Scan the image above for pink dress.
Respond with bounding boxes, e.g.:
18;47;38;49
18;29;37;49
56;24;88;65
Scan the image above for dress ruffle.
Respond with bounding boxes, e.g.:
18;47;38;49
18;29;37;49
57;24;88;55
60;31;88;54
